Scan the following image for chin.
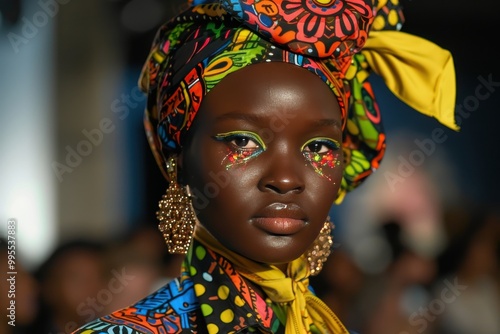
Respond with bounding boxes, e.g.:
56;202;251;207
244;238;307;265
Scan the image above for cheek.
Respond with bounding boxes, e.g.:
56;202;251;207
184;142;241;212
306;151;344;207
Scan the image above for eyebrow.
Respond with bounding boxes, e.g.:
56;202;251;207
215;111;266;123
313;118;341;128
216;111;341;128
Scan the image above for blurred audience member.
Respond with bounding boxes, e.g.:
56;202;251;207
1;237;39;334
337;133;459;275
330;134;459;333
433;206;500;334
310;246;365;330
101;224;184;314
362;221;438;334
29;239;106;333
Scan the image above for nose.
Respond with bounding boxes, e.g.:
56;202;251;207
258;147;305;195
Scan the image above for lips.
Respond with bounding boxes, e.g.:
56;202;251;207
252;203;308;235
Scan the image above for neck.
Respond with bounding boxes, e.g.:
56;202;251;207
0;321;12;334
275;262;288;273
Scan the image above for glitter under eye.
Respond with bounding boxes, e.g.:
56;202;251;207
222;148;263;170
303;150;341;180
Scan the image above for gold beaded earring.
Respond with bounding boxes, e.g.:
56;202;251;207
306;219;334;276
157;156;197;254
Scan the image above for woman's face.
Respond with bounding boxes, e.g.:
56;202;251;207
182;62;343;267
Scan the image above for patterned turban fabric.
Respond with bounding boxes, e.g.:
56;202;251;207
139;0;458;202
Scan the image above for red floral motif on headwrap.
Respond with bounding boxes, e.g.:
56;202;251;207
283;0;366;42
220;0;373;58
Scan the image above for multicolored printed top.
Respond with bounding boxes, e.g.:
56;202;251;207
73;239;358;333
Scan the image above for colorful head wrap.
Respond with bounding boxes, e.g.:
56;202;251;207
139;0;458;202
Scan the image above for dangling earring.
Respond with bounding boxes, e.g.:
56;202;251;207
157;156;197;254
306;218;334;276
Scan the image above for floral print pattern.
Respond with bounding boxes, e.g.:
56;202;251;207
220;0;374;57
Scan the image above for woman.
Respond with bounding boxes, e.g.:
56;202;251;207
74;0;458;332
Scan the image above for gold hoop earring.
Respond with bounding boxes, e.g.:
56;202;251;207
157;157;196;254
306;219;334;276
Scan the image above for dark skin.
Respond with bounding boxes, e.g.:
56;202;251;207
180;62;344;272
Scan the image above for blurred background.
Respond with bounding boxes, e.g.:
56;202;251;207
0;0;499;333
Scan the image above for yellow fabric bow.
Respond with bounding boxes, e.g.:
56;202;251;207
362;30;459;131
194;226;348;334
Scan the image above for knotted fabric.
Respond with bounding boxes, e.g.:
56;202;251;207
194;225;349;333
363;30;458;130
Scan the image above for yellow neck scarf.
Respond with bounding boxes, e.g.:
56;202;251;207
194;226;348;334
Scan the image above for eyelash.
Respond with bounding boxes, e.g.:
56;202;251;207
301;138;340;154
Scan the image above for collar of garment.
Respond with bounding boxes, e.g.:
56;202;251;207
184;238;285;333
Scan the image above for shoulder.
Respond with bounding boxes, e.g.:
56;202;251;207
72;277;200;333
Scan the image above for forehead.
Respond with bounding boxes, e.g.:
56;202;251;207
198;62;342;124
